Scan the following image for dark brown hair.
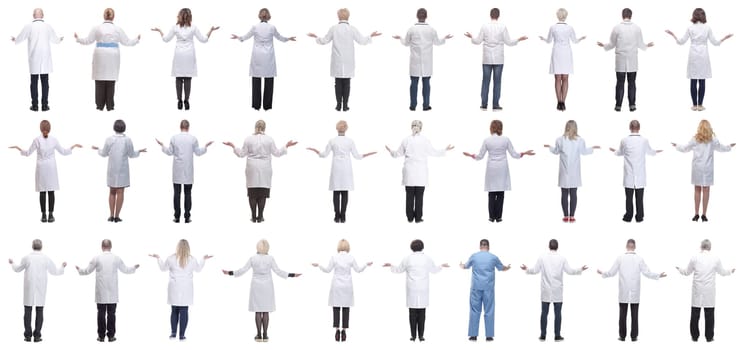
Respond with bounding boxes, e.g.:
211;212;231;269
490;8;500;20
417;8;427;22
622;8;632;19
691;8;706;24
177;8;192;27
410;239;424;252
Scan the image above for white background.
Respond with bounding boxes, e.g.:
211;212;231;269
0;0;741;349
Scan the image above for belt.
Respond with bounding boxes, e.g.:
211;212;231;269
96;42;119;48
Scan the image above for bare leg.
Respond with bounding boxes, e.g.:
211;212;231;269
108;188;116;217
701;186;710;216
560;75;569;102
114;188;125;218
693;186;702;215
553;75;561;102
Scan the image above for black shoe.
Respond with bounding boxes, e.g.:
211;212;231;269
631;337;637;342
410;337;416;342
184;101;190;110
24;337;31;342
415;218;424;223
560;102;566;110
692;214;700;221
107;107;114;111
257;217;264;223
618;337;625;341
113;217;122;223
108;337;116;342
493;106;503;111
108;216;115;222
635;217;643;223
419;337;425;342
706;338;714;342
97;107;104;111
173;218;180;223
692;337;698;342
555;336;564;342
701;215;708;222
468;336;477;341
488;218;495;222
169;334;176;340
614;105;621;112
47;213;55;223
539;336;546;342
41;105;50;112
184;217;191;223
342;106;350;112
409;106;415;111
486;337;494;342
30;105;39;111
262;334;268;342
33;337;42;343
495;218;503;223
629;105;637;112
622;216;632;222
423;106;432;111
407;219;414;223
335;103;342;111
335;329;340;342
340;215;346;223
41;213;47;223
341;329;346;342
178;101;183;110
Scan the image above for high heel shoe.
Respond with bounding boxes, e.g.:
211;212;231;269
692;214;700;222
701;215;708;222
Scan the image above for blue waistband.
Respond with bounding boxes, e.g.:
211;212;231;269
96;42;119;48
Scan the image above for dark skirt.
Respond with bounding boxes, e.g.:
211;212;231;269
247;187;270;198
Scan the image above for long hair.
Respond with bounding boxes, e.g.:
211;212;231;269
177;8;192;27
563;120;578;140
694;119;714;143
176;239;191;268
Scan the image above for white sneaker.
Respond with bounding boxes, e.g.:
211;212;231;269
698;105;705;111
691;106;698;111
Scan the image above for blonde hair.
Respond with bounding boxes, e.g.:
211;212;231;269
337;239;350;252
336;120;348;134
337;8;350;21
556;8;568;22
563;120;578;140
103;8;115;21
256;239;270;254
259;8;271;21
176;239;191;268
694;119;714;143
254;120;266;134
411;120;423;135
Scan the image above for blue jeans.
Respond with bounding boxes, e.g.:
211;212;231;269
410;76;431;109
468;288;495;337
481;64;503;108
170;306;189;339
540;302;562;338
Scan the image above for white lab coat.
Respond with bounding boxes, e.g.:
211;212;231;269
240;21;289;78
77;21;139;80
233;254;290;312
98;134;141;188
614;134;656;188
548;136;593;188
678;250;733;307
316;21;373;78
15;19;62;74
318;252;368;307
399;23;446;77
233;134;287;188
675;23;721;79
525;251;583;302
391;252;442;308
542;23;579;75
601;251;661;304
602;20;648;72
474;135;522;192
389;134;447;187
317;136;363;191
20;135;73;192
158;255;206;306
162;25;209;77
12;251;64;306
161;132;207;185
675;138;731;186
470;20;519;65
77;251;137;304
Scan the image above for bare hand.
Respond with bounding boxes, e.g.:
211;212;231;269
660;272;667;278
366;262;373;266
609;148;616;152
307;33;317;38
671;142;677;147
155;139;163;146
459;261;466;269
311;263;319;267
371;31;382;37
464;32;472;38
71;144;83;149
137;34;142;40
647;42;654;48
382;263;392;267
502;264;512;271
392;35;401;40
75;266;80;271
362;151;377;157
223;141;235;148
10;36;15;42
62;262;67;267
664;30;675;36
221;269;230;275
731;143;737;147
151;28;163;36
205;141;214;147
138;148;147;153
596;269;603;274
723;34;734;41
134;264;140;269
581;265;589;271
8;259;13;264
520;264;527;270
539;36;546;41
149;254;160;259
286;140;298;148
210;26;220;32
444;34;453;39
8;146;21;151
592;146;601;149
445;144;455;151
441;263;450;268
91;146;99;150
293;273;302;277
203;255;213;260
521;150;536;156
306;147;319;154
597;41;605;47
231;34;240;40
518;36;528;41
732;268;736;273
288;36;296;41
385;145;392;152
656;150;663;153
463;152;475;159
578;36;587;41
74;33;79;39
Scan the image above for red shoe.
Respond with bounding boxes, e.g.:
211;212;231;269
562;217;569;222
569;217;576;223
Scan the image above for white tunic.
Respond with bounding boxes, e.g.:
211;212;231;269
318;252;368;307
317;136;363;191
474;135;522;192
12;251;64;306
675;138;731;186
525;251;583;303
678;251;733;307
161;132;207;185
614;134;656;188
98;134;141;188
389;134;447;187
675;23;721;79
233;134;287;188
158;255;206;306
316;21;373;78
240;22;289;78
233;254;290;312
162;25;209;77
548;136;593;188
602;21;648;72
399;23;446;77
77;21;139;80
542;23;579;74
390;252;442;308
600;252;661;304
15;19;62;74
20;135;72;192
77;251;137;304
470;20;519;65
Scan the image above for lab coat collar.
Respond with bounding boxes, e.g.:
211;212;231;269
625;251;637;255
339;20;349;25
33;19;44;22
114;133;125;137
628;133;641;136
103;21;114;24
415;22;428;26
622;19;632;24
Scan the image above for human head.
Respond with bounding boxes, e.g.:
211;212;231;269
177;8;192;27
548;239;559;251
32;239;43;251
629;120;640;132
626;238;636;251
113;119;126;133
40;120;51;138
411;120;423;135
490;8;500;20
33;8;44;19
336;120;348;134
416;8;427;22
695;119;714;143
180;119;190;131
104;8;115;21
556;8;568;22
259;8;271;22
256;239;270;254
563;120;578;140
337;239;350;253
102;239;112;251
622;8;632;20
337;8;350;21
490;120;503;136
480;239;490;251
700;239;711;251
691;8;706;24
254;120;266;134
410;239;424;252
176;239;190;267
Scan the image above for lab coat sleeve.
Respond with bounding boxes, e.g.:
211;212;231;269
117;27;139;46
399;29;412;46
601;257;621;278
473;140;488;160
389;141;405;158
233;142;248;158
429;258;443;274
233;258;252;277
644;139;657;156
77;27;97;45
162;137;175;156
117;257;137;274
707;27;721;46
316;27;334;45
715;258;733;276
470;26;485;45
157;258;169;271
351;257;368;273
548;138;560;155
675;28;690;45
390;258;407;273
427;139;447;157
194;257;206;273
579;138;594;155
98;138;113;157
162;26;176;43
432;29;446;46
54;139;73;156
349;140;363;160
506;139;521;159
48;26;62;44
569;27;579;44
126;139;141;158
614;140;625;156
270;257;290;279
351;26;372;45
525;258;542;275
47;258;65;276
503;27;519;46
11;257;28;272
20;139;39;157
675;139;695;153
318;257;335;273
193;138;208;156
77;258;97;275
273;27;289;43
317;141;332;158
636;28;648;51
639;258;661;280
542;27;553;44
563;260;584;275
713;139;732;152
15;25;31;44
239;26;255;42
678;258;694;276
193;26;209;43
270;140;288;157
603;28;618;51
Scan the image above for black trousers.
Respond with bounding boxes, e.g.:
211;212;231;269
252;77;274;110
615;72;637;107
619;303;639;340
95;80;116;110
405;186;425;222
333;190;349;220
408;308;426;340
690;307;715;341
332;307;350;329
175;77;192;102
97;303;117;339
560;188;577;217
170;306;189;339
334;78;351;108
173;184;193;219
39;191;55;213
690;79;706;106
624;188;644;222
488;191;505;221
540;302;562;338
30;74;49;107
23;306;43;340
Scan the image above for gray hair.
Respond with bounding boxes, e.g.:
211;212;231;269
411;120;423;135
254;120;266;134
700;239;712;251
32;239;43;251
556;8;568;22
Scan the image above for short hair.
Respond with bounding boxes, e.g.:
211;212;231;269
490;8;500;20
480;239;490;248
336;120;348;133
104;8;115;21
180;119;190;130
257;239;270;254
700;239;712;251
32;239;43;251
254;120;266;134
337;8;350;21
411;120;423;135
102;239;112;249
417;8;427;22
40;120;51;136
548;239;559;251
691;8;706;24
337;239;350;252
622;8;632;19
490;120;503;136
259;8;271;22
556;8;568;22
629;120;640;131
410;239;424;252
177;8;192;27
113;119;126;133
33;8;44;19
626;238;636;249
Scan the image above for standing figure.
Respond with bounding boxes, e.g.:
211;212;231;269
311;239;371;342
92;119;147;223
9;239;66;343
307;8;381;111
232;8;295;111
223;120;297;223
460;239;511;342
75;8;140;111
543;120;598;222
383;239;449;342
677;239;735;342
520;239;587;342
76;239;139;342
609;120;662;223
597;8;654;112
222;239;301;342
12;8;62;111
152;8;219;110
597;239;666;342
150;239;212;341
672;120;734;222
538;8;586;111
463;120;534;223
386;120;454;223
665;8;733;111
392;8;452;111
306;120;376;223
9;120;82;223
156;119;213;223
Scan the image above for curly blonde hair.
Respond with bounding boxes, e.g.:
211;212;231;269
694;119;714;143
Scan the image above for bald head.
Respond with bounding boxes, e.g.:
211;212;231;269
33;8;44;19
